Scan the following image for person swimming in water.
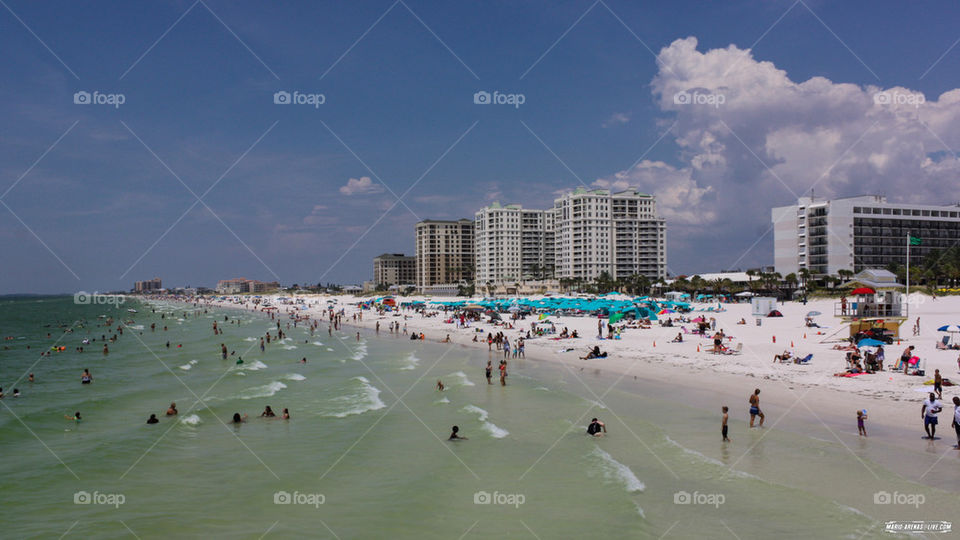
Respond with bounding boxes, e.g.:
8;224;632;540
147;414;159;424
261;406;276;418
166;402;178;416
65;411;81;422
81;369;92;384
587;418;606;437
232;413;247;423
448;425;467;440
281;408;290;420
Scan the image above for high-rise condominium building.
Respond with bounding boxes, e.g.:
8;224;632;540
474;203;556;284
414;219;474;290
553;188;667;280
372;253;417;286
772;195;960;276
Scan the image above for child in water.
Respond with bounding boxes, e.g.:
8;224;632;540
857;409;867;437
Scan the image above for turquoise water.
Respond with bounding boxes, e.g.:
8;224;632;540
0;296;956;539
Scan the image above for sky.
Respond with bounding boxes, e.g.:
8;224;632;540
3;0;960;294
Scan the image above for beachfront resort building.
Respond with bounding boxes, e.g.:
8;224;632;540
414;219;474;292
215;278;280;294
134;277;162;293
474;203;556;284
372;253;417;287
552;188;667;280
773;195;960;277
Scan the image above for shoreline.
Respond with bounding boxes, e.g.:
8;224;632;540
148;293;960;494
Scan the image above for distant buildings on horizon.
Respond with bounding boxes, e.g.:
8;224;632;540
403;187;667;293
134;277;162;293
215;278;280;294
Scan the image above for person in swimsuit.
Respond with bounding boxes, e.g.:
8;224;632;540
81;369;92;384
261;406;276;418
952;397;960;448
449;425;467;440
587;418;606;437
232;413;247;423
281;408;290;420
485;361;493;384
65;411;81;422
857;409;867;437
436;380;444;391
147;414;159;424
749;389;764;428
166;402;178;416
722;406;730;442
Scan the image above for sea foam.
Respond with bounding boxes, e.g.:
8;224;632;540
448;371;475;387
590;447;645;493
325;376;386;418
180;414;202;426
239;381;287;399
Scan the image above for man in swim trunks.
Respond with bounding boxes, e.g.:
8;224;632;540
587;418;606;437
485;361;492;385
922;392;943;439
449;425;467;440
749;389;764;428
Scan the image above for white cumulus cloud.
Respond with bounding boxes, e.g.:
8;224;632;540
339;176;384;196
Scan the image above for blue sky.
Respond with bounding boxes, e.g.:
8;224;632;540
3;0;960;293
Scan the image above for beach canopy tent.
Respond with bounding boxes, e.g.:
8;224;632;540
767;310;783;317
857;338;886;348
850;287;875;295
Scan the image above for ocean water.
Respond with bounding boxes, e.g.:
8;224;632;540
0;296;956;539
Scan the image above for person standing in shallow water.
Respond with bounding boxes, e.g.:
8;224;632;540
749;389;764;428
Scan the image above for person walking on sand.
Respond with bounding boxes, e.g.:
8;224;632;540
722;406;730;442
934;369;943;399
922;392;944;440
857;409;867;437
952;396;960;449
749;389;764;428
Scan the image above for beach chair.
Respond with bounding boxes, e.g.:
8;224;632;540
722;343;742;355
936;336;949;350
797;353;813;364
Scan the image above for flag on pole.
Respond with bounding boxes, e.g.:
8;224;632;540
909;236;922;246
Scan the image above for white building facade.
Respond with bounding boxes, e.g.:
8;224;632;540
474;203;556;284
552;188;666;280
773;195;960;277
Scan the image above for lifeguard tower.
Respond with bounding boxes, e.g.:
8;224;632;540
835;269;907;338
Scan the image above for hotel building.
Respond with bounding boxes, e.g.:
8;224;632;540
414;219;474;291
474;203;556;284
552;188;667;280
773;195;960;276
372;253;417;287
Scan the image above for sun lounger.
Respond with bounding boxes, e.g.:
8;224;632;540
797;353;813;364
721;343;742;355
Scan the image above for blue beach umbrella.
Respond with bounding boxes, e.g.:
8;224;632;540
936;325;960;333
857;338;885;348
